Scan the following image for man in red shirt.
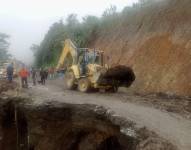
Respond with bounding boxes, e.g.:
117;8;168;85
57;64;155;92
19;66;29;88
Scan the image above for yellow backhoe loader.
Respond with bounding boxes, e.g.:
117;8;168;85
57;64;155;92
56;39;135;92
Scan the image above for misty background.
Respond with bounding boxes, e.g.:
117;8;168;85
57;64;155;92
0;0;138;65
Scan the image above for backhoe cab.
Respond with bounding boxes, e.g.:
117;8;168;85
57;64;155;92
56;39;135;92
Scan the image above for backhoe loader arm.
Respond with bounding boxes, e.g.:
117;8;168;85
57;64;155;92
56;39;78;70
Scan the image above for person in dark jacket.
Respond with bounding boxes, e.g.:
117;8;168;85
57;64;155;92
45;69;48;80
6;63;14;82
31;67;37;85
40;69;46;85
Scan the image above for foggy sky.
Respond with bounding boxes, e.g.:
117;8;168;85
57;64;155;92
0;0;138;65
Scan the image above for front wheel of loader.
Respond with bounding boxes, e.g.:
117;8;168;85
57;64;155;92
78;78;91;92
64;71;76;90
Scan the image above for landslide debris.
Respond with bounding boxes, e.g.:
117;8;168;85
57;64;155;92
100;65;135;87
0;98;177;150
0;80;17;94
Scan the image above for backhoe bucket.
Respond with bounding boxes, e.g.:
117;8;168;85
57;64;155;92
98;65;135;87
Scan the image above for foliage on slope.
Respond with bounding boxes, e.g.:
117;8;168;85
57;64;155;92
32;0;153;67
32;15;100;67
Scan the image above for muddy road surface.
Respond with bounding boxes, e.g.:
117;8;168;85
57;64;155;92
23;79;191;150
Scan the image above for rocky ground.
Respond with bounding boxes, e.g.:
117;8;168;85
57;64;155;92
112;91;191;120
45;79;191;120
25;79;191;150
0;80;18;94
0;79;191;149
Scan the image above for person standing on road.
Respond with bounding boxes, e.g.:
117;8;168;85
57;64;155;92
31;67;37;86
45;69;48;80
19;66;29;88
48;67;55;79
6;62;14;82
40;68;46;85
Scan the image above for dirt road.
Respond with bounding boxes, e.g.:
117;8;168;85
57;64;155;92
25;80;191;150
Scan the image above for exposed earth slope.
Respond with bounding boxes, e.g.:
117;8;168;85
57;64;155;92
91;0;191;96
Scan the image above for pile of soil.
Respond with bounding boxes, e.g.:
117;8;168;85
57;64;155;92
0;80;17;94
101;65;135;87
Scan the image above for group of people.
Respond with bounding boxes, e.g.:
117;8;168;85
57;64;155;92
6;63;55;88
31;68;48;86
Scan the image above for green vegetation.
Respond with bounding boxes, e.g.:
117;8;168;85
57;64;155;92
32;15;100;67
32;0;155;67
0;33;10;62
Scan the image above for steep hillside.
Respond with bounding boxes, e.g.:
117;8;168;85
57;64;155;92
91;0;191;96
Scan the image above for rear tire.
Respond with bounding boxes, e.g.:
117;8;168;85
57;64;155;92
64;71;76;90
78;78;91;92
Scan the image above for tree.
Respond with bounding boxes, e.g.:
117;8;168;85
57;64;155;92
101;5;119;32
66;14;79;27
136;0;153;7
0;33;10;61
81;16;100;45
32;20;66;67
32;16;86;67
102;5;117;17
139;0;153;4
82;16;99;28
32;15;99;67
